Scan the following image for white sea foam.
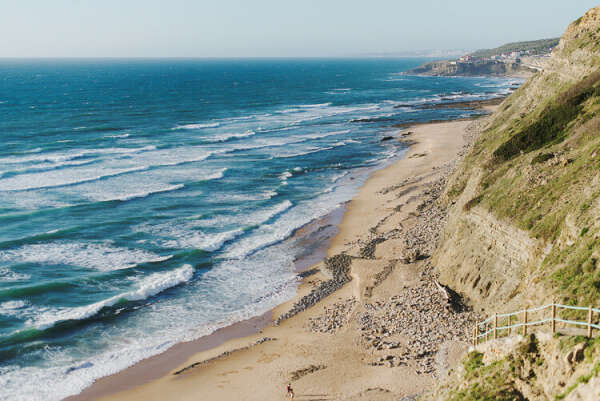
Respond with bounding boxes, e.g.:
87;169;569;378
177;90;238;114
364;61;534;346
297;102;331;108
330;171;350;182
27;265;194;330
171;122;219;130
0;254;297;401
0;146;156;166
165;228;243;251
257;126;296;133
299;129;350;140
332;140;352;146
274;146;333;159
222;204;313;260
279;171;292;181
203;189;278;203
132;147;221;168
0;300;28;315
0;267;31;282
5;159;98;175
280;107;303;114
0;166;148;192
103;184;185;202
276;103;379;126
200;167;228;181
0;145;227;193
137;217;245;251
0;242;172;272
228;115;255;121
246;200;293;225
195;200;293;228
272;139;350;159
203;130;255;143
222;166;372;261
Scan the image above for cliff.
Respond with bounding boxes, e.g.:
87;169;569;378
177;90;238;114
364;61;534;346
425;6;600;400
408;59;534;77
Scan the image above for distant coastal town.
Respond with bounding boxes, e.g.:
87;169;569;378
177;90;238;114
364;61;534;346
408;38;559;76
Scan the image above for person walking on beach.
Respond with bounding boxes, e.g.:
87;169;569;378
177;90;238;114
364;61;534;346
286;383;294;400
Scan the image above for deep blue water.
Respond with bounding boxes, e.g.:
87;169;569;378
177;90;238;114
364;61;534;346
0;59;520;400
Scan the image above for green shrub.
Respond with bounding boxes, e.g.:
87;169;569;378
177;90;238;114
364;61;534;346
493;73;600;162
531;152;555;164
463;351;484;378
463;195;483;211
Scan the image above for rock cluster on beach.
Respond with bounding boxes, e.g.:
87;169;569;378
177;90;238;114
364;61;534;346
306;297;357;333
358;281;476;374
275;254;352;325
271;116;487;389
297;152;480;375
319;119;483;369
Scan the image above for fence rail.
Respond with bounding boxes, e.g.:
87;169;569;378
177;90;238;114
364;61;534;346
473;302;599;346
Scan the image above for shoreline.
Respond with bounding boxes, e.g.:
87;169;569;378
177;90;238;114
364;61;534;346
65;109;496;401
65;202;350;401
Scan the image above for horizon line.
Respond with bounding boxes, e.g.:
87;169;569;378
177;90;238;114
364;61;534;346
0;55;449;60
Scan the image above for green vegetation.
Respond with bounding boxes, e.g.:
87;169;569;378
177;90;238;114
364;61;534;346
470;38;559;58
548;236;600;307
463;351;484;377
432;9;600;401
447;178;467;200
463;195;483;211
556;362;600;400
447;336;542;401
464;70;600;275
556;337;600;399
531;152;555;164
436;334;600;401
449;358;525;401
493;72;600;162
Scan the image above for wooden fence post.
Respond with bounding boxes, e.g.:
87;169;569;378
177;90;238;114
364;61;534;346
475;324;479;346
508;314;512;336
523;309;528;336
588;305;593;338
551;303;556;334
493;313;498;340
472;326;476;346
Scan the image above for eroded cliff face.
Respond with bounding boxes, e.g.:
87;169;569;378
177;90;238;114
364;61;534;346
424;6;600;400
428;333;600;401
408;60;531;77
433;5;600;313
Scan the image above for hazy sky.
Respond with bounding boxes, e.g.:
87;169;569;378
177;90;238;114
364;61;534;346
1;1;598;57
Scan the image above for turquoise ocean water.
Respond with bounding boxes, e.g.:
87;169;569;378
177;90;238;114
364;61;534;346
0;59;520;400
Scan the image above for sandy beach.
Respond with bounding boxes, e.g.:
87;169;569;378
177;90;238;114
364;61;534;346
66;108;497;401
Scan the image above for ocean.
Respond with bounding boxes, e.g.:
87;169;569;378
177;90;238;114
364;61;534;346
0;58;520;401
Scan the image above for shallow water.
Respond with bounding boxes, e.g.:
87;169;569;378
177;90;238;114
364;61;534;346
0;58;521;401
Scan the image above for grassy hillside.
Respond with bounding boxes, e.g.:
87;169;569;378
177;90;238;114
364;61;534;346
470;38;559;58
437;5;600;310
425;6;600;400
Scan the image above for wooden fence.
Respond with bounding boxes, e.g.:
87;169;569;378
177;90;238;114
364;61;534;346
473;303;600;346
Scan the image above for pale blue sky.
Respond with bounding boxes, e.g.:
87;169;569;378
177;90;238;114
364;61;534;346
1;1;598;57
